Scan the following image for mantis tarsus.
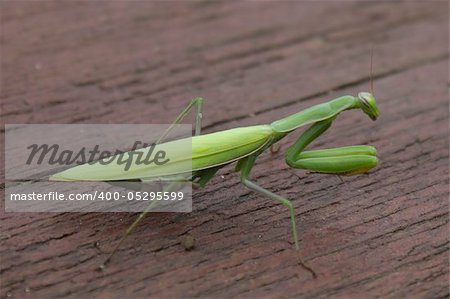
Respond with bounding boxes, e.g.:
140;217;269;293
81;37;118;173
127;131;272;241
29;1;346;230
50;92;379;277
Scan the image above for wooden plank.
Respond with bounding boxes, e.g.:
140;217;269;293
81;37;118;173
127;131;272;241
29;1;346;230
1;1;448;298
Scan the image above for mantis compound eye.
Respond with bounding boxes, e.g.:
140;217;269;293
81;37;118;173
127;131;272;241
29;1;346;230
358;92;379;121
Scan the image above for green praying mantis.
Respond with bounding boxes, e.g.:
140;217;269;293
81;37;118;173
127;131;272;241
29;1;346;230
50;91;379;276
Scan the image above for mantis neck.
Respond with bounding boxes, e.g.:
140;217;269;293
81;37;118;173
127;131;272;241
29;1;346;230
270;96;359;133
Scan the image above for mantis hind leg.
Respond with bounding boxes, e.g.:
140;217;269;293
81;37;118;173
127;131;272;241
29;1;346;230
193;167;221;187
100;178;187;269
101;98;205;268
239;155;316;278
100;166;220;268
156;97;204;144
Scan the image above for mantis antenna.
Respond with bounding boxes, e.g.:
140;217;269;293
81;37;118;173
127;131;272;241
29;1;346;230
369;46;374;95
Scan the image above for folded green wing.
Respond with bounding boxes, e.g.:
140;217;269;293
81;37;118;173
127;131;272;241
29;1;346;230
50;125;274;181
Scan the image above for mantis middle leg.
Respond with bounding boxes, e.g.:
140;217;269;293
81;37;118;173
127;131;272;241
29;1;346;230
239;154;317;277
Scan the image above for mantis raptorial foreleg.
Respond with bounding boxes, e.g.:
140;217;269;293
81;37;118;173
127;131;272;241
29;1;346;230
285;120;377;175
239;154;317;277
100;98;204;268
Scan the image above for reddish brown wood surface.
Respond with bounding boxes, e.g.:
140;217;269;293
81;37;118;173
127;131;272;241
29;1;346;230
1;1;449;298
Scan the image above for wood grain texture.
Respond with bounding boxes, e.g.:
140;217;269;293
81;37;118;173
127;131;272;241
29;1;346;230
1;1;448;298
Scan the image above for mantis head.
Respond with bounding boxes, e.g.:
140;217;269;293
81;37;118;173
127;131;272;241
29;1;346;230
358;92;379;121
